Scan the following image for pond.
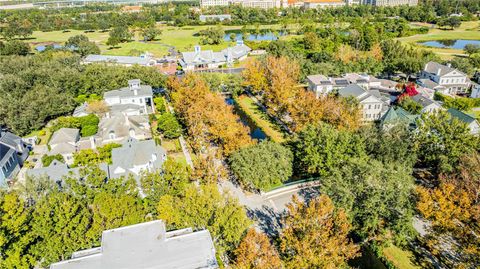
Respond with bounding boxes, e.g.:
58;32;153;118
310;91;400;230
418;39;480;49
225;97;267;140
224;31;286;42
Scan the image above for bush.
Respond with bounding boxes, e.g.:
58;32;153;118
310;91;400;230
41;154;64;167
157;113;182;139
229;141;293;191
154;97;166;113
52;114;99;137
435;92;480;111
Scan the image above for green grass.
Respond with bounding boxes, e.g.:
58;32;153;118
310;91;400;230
235;95;286;143
397;21;480;60
383;245;421;269
24;23;306;57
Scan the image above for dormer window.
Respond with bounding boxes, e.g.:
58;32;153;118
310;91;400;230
109;131;116;140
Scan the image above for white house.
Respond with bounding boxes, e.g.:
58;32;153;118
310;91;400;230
470;83;480;98
419;62;470;95
104;79;155;115
83;54;156;67
411;94;443;113
179;42;251;71
338;84;389;122
48;128;80;165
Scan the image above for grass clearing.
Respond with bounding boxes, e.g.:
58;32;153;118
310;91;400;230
235;95;286;143
383;245;421;269
397;21;480;60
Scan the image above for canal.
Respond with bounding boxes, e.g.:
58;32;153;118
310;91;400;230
224;96;267;141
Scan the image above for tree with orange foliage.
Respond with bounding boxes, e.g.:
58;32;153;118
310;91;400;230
417;152;480;267
233;228;282;269
279;195;359;269
242;59;268;95
168;74;253;155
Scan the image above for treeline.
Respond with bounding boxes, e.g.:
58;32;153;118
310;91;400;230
0;52;166;136
0;160;253;267
0;0;478;35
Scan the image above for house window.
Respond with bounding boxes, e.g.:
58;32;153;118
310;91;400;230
132;99;135;103
2;166;6;175
368;105;371;109
109;131;116;140
139;98;143;104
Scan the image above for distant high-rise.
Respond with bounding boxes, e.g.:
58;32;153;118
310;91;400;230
361;0;418;6
200;0;230;7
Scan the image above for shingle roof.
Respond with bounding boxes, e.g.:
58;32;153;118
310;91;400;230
338;84;367;98
411;94;438;108
26;160;77;183
104;85;153;99
418;78;440;89
424;61;465;77
49;128;79;145
84;55;151;66
0;144;15;167
50;220;218;269
181;44;250;65
110;138;166;178
307;74;330;85
0;131;22;150
447;108;477;124
381;107;418;126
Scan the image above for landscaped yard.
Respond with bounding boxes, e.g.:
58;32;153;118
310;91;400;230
235;95;286;143
397;21;480;59
383;245;422;269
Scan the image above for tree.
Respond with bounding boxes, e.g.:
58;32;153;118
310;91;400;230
464;44;480;55
86;100;109;116
199;26;224;45
242;58;268;94
65;35;100;56
0;40;30;56
321;157;415;244
279;195;359;268
0;192;35;268
229;141;293;191
106;26;132;47
141;26;162;41
41;154;64;167
156;183;251;255
413;111;479;174
397;96;422;114
233;228;281;269
157;113;182;139
292;123;366;177
303;32;320;51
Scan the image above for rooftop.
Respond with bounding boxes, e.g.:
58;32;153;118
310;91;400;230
447;108;477;124
49;128;80;145
424;61;465;77
84;55;151;66
49;220;218;269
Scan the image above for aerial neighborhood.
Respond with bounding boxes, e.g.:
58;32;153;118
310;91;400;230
0;0;480;269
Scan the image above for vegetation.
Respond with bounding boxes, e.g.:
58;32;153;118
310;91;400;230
41;154;64;167
434;92;480;111
157;113;182;139
52;114;100;137
233;228;282;269
229;141;293;191
72;143;121;167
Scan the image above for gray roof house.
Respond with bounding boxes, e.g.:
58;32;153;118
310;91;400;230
83;55;155;67
26;160;110;185
411;94;443;113
49;220;218;269
48;128;80;165
419;61;470;95
180;42;251;71
339;84;389;122
96;113;151;145
0;131;30;187
447;108;480;135
109;138;166;179
104;80;155;115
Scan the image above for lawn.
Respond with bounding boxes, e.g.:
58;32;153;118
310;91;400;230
383;245;421;269
23;23;304;57
397;21;480;59
235;95;286;143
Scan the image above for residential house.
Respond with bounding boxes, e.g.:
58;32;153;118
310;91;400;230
470;82;480;98
48;128;80;165
199;14;232;22
27;159;80;185
180;42;251;71
306;75;335;97
418;62;470;95
0;131;30;186
447;108;480;135
338;84;389;121
103;79;155;115
411;94;443;113
83;54;156;67
50;220;218;269
96;113;151;145
109;138;167;179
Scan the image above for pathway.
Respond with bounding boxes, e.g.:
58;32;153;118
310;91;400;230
245;91;293;135
166;102;194;169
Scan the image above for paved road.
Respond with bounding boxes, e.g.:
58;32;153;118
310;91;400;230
219;180;320;236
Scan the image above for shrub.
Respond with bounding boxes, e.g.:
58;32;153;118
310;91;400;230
41;154;64;167
157;113;182;139
154;97;166;113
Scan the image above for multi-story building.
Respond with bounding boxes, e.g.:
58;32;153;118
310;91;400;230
338;84;389;122
361;0;418;6
303;0;345;9
418;61;471;95
199;0;230;7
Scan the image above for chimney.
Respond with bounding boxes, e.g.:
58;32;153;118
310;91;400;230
128;79;141;96
437;68;442;76
106;112;110;118
89;136;96;149
194;45;201;53
446;63;451;68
